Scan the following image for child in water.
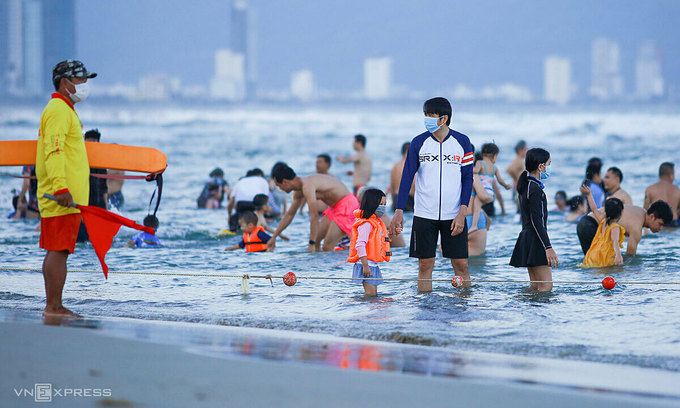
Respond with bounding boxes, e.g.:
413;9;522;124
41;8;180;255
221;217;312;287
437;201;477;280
468;151;494;233
253;194;289;241
474;142;512;198
347;188;390;297
580;187;625;267
224;211;272;252
126;215;162;248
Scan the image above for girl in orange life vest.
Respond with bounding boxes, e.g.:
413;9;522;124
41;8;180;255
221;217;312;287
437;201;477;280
348;188;391;296
224;211;271;252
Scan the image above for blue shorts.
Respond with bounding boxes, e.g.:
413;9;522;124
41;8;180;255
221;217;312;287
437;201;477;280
466;214;487;231
352;263;383;286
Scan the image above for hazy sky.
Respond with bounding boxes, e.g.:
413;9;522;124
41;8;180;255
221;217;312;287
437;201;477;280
76;0;680;95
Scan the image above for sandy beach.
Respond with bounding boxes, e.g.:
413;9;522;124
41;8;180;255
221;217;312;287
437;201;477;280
1;314;679;408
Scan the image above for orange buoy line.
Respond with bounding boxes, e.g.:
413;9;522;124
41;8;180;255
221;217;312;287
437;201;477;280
3;265;680;291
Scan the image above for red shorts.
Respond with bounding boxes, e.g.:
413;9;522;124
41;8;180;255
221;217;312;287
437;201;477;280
323;194;360;235
40;213;82;254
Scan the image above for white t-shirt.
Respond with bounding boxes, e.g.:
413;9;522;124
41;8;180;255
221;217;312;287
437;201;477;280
231;176;270;203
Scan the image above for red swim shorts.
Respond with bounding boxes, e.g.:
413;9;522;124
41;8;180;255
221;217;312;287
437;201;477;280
323;194;360;235
39;213;82;254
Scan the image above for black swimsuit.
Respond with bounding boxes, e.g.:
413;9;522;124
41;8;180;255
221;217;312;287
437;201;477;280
510;174;552;267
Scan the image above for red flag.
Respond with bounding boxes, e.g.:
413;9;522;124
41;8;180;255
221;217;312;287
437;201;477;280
77;205;154;278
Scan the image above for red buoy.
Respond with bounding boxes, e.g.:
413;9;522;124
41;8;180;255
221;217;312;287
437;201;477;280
602;276;616;290
283;272;297;287
451;276;464;287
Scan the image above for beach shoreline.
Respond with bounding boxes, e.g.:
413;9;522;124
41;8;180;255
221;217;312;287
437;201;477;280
1;312;679;408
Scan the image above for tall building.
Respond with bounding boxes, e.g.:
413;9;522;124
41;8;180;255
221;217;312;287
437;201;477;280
544;56;572;106
635;41;664;100
42;0;76;91
590;37;623;101
231;1;256;98
290;70;316;101
22;0;43;96
364;57;393;100
210;49;246;101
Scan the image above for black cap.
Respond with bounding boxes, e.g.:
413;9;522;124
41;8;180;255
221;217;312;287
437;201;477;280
52;60;97;84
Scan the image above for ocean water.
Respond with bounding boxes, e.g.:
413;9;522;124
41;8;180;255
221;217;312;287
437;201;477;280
2;103;680;374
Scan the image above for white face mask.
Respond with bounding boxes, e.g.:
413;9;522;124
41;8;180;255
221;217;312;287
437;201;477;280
66;79;90;103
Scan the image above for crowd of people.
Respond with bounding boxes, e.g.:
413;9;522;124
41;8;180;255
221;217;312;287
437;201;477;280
15;60;680;316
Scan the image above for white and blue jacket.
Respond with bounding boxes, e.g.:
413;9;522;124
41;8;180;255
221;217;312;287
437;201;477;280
396;129;474;220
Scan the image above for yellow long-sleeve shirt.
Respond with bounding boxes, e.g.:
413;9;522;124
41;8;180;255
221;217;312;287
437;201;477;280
35;93;89;218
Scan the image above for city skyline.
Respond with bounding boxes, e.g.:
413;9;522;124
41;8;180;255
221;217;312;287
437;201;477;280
1;0;679;104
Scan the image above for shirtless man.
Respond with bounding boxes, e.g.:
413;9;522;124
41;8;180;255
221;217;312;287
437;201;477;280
337;134;372;196
388;142;415;212
578;185;673;255
603;167;632;205
268;163;359;252
506;140;527;212
644;162;680;226
300;154;333;215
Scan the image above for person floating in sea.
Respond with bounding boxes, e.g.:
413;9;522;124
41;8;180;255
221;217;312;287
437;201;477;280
552;191;568;212
388;142;415;212
347;188;390;297
126;215;162;248
337;134;372;196
578;184;673;256
197;167;229;209
253;194;289;241
565;195;587;223
644;162;680;226
268;162;360;252
390;97;474;292
509;148;558;292
8;194;28;220
225;211;272;252
36;59;97;317
15;165;40;219
475;142;512;217
583;158;606;208
77;129;108;242
603;167;633;205
581;197;625;267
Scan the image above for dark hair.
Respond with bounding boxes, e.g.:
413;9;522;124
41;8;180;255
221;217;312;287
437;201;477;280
246;168;264;177
143;215;159;230
270;162;287;177
647;201;673;226
271;163;296;183
423;97;452;126
566;195;583;211
354;134;366;148
514;140;527;153
207;182;220;192
474;151;483;164
12;195;19;210
517;148;550;195
84;128;101;141
359;188;385;219
401;142;410;156
253;194;269;209
209;168;224;178
555;190;567;200
604;197;624;225
607;166;623;182
659;162;675;178
481;143;499;157
588;157;602;169
585;163;601;181
317;154;331;166
238;211;258;226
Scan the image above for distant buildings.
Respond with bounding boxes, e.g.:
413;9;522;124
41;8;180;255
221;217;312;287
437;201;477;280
544;56;572;105
590;37;623;101
290;70;316;101
635;41;664;100
230;0;256;98
210;49;246;101
364;57;393;100
0;0;75;96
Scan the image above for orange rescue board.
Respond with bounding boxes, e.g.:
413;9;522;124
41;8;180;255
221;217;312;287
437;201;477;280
0;140;167;173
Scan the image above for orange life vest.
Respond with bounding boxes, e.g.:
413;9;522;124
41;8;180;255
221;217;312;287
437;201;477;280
243;226;268;252
347;209;391;263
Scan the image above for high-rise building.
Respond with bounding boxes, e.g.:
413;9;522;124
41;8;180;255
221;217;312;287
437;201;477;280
22;0;43;96
290;70;316;101
364;57;393;100
635;41;664;100
544;56;572;106
42;0;76;91
590;37;623;101
210;49;246;101
231;1;256;98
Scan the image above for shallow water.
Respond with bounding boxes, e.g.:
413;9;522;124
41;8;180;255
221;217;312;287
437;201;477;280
2;104;680;373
